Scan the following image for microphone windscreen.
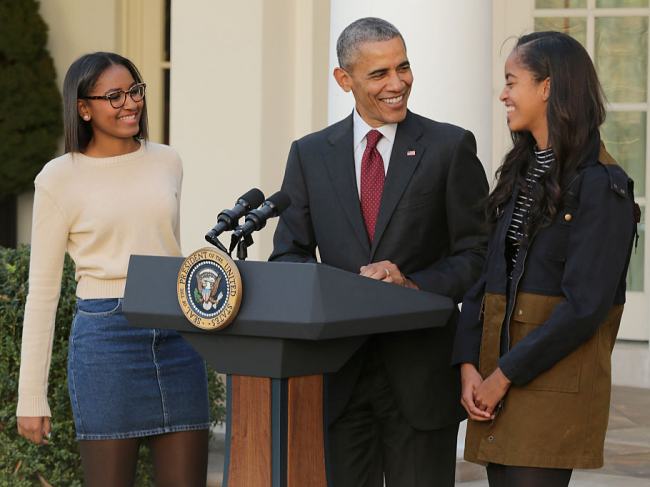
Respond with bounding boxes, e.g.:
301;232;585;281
268;191;292;215
241;188;265;208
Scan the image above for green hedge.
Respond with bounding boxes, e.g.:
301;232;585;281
0;245;225;485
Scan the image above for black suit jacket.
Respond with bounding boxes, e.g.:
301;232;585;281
270;110;489;430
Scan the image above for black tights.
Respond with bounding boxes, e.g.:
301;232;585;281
78;429;209;487
487;462;573;487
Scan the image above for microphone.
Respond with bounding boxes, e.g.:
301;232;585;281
205;188;265;244
231;191;291;241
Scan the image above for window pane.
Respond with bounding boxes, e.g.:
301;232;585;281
534;17;587;47
597;0;649;7
600;111;646;198
628;206;645;292
536;0;586;7
595;17;649;103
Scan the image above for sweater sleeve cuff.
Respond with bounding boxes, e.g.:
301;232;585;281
16;395;52;418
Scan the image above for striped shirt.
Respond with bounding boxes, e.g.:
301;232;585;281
505;147;554;279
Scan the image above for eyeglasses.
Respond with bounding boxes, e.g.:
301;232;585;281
84;83;146;109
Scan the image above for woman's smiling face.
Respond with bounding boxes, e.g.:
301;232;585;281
79;64;143;145
499;51;550;147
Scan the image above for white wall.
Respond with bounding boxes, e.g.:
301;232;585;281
40;0;119;92
328;0;494;177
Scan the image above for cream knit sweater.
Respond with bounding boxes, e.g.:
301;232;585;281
17;141;183;417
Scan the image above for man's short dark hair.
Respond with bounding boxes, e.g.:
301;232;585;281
336;17;405;72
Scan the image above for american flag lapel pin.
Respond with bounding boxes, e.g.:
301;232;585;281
407;150;416;156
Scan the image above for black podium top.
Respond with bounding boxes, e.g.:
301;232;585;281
123;255;454;377
124;255;454;340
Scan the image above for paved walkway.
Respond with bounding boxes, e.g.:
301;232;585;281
206;424;225;487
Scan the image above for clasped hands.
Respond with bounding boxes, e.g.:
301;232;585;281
460;363;512;422
360;260;418;289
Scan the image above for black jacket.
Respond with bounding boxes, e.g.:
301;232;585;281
452;139;637;385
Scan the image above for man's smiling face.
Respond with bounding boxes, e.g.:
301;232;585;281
335;36;413;127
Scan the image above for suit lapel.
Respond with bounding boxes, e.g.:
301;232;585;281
323;114;371;253
370;111;425;260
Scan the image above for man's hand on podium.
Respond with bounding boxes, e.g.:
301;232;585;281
360;260;419;289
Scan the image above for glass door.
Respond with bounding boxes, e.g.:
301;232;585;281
534;0;649;340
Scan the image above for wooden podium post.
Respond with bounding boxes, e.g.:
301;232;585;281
225;375;327;487
286;375;327;487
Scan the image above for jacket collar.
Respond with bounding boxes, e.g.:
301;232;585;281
324;113;370;252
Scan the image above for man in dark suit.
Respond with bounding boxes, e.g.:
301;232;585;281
270;17;488;487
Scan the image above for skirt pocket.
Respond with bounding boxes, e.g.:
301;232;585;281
75;297;122;317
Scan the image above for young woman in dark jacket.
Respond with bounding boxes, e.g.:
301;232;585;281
452;31;637;487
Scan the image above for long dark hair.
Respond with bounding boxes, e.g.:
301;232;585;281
62;52;149;153
487;31;606;233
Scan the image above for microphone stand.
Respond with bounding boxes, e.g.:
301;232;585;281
230;233;254;260
237;235;254;261
205;234;229;255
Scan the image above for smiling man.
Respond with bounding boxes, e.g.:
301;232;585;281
270;17;489;487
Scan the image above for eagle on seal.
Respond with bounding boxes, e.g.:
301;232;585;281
196;272;224;311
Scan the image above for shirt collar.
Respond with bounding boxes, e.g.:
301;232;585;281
353;108;398;150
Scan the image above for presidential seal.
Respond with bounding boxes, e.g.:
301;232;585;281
177;248;242;330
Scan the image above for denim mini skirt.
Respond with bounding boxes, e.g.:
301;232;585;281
68;298;210;440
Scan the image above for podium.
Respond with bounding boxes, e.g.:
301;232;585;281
123;255;453;487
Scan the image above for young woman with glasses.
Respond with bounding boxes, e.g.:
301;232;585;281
452;32;637;487
16;52;210;486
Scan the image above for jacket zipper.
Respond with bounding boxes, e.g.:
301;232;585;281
492;231;534;420
503;224;541;354
503;175;578;350
504;260;524;355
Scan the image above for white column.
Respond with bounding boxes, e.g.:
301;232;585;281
170;1;330;258
328;0;494;176
170;1;264;256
